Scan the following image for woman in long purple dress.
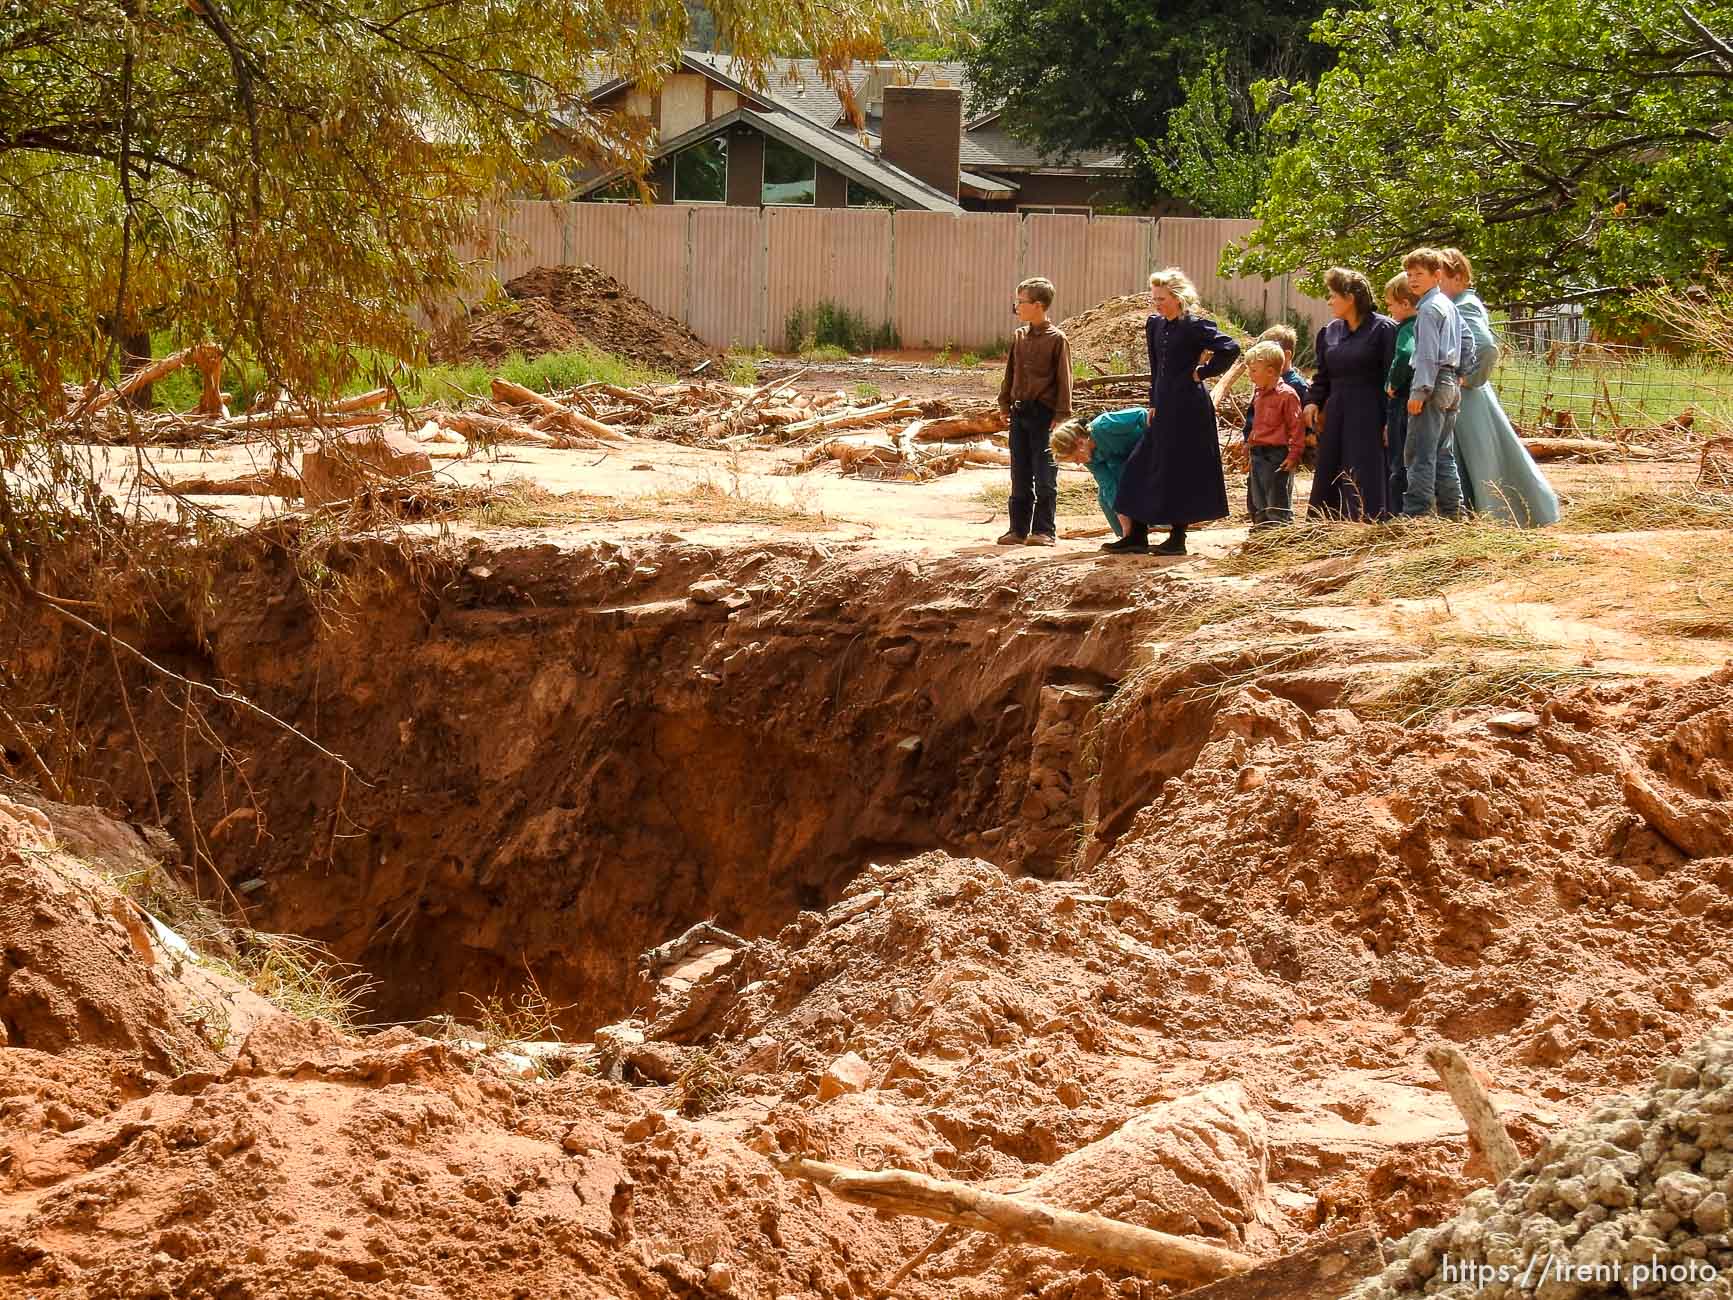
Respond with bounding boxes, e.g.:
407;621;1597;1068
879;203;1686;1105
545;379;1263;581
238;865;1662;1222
1303;268;1397;521
1106;268;1240;556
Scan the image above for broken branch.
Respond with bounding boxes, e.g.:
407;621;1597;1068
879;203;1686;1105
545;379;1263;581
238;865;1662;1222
773;1157;1255;1284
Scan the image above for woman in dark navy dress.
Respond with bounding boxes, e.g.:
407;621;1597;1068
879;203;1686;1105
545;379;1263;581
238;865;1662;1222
1303;268;1397;521
1106;268;1241;556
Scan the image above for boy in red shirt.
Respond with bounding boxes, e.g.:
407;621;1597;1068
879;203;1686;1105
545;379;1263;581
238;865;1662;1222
1241;340;1304;527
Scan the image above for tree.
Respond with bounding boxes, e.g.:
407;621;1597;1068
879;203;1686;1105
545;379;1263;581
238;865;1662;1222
1142;54;1279;217
0;0;953;592
960;0;1333;204
1227;0;1733;307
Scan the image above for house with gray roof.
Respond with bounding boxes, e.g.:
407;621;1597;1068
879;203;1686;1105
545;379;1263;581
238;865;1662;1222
562;53;1140;215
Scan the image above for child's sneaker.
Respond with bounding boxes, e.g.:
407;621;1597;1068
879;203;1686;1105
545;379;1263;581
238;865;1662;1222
996;531;1027;545
1025;533;1056;547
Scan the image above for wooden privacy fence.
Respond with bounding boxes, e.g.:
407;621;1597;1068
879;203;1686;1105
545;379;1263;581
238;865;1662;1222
472;204;1329;351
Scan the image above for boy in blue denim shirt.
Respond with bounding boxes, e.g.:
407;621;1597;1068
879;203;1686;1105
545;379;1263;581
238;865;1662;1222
1401;248;1466;518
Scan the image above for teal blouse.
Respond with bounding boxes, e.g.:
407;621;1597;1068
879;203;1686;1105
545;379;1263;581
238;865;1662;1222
1085;407;1149;534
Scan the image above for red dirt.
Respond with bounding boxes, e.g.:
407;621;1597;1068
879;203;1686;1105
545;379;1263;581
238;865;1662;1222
434;265;719;374
5;536;1733;1300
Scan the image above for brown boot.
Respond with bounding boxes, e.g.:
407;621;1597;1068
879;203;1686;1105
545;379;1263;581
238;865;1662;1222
1025;533;1056;547
996;530;1028;545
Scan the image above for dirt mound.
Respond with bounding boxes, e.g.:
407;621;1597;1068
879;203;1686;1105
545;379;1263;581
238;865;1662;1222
0;795;219;1078
1088;667;1733;1089
1060;292;1153;374
436;264;718;373
1357;1032;1733;1300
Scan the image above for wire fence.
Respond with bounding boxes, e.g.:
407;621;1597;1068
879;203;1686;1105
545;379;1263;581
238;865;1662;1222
1496;321;1733;447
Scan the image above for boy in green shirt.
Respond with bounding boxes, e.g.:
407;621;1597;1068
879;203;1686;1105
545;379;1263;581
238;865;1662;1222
1383;272;1419;509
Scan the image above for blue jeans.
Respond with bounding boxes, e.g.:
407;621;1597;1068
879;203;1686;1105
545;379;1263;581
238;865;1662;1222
1386;398;1409;510
1402;371;1463;517
1007;401;1057;537
1246;444;1293;526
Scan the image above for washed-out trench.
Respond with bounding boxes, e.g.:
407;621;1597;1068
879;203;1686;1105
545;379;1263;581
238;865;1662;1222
10;534;1227;1032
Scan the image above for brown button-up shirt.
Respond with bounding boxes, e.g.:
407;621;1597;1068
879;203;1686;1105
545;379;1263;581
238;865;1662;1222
997;321;1074;422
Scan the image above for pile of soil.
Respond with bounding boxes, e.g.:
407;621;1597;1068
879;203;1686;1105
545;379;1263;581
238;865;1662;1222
435;264;718;373
8;539;1733;1299
1357;1033;1733;1300
1060;292;1155;373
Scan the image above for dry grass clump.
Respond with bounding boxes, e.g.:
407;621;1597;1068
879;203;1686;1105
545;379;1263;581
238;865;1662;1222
1354;661;1605;726
454;968;570;1052
1554;488;1733;532
236;932;376;1031
674;1049;733;1117
457;476;825;530
1221;517;1576;602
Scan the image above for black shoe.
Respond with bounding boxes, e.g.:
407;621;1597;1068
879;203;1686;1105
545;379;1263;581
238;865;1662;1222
1152;532;1188;555
1101;534;1150;554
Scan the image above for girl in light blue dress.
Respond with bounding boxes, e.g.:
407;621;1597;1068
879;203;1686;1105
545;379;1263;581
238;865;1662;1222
1442;249;1560;528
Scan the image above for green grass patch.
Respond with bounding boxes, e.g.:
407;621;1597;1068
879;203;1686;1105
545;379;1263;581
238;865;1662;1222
726;347;770;387
798;343;850;363
135;338;664;413
784;300;899;355
1493;349;1733;436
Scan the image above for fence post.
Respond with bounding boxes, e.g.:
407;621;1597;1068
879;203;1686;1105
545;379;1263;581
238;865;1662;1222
887;210;898;349
682;207;695;330
759;208;771;350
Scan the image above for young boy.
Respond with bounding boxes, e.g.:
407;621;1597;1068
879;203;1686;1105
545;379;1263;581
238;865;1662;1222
996;276;1074;547
1236;324;1310;444
1383;272;1418;508
1401;247;1465;518
1051;408;1147;537
1240;341;1303;526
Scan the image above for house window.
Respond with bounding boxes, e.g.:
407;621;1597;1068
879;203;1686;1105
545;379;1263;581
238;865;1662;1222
762;138;816;205
673;138;728;203
846;180;894;209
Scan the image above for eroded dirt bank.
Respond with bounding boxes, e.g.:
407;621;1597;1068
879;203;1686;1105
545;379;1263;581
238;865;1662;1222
9;535;1205;1031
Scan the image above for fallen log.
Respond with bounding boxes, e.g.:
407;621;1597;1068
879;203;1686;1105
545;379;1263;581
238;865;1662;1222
81;343;225;416
781;399;920;436
1175;1230;1383;1300
1520;437;1663;461
908;409;1009;442
773;1157;1255;1285
1075;371;1151;391
435;411;561;447
221;409;390;432
491;377;625;442
1424;1043;1523;1180
328;388;391;414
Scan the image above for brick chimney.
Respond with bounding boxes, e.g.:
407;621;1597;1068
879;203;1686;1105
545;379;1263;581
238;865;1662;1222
880;85;962;200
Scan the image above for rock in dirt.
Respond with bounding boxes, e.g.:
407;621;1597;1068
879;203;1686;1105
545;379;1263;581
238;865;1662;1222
818;1051;872;1101
300;427;433;507
1023;1083;1279;1251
